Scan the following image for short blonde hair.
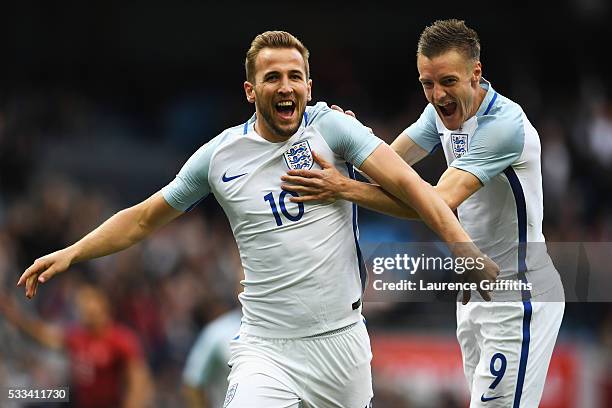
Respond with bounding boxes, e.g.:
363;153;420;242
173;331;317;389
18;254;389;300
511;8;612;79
245;31;310;83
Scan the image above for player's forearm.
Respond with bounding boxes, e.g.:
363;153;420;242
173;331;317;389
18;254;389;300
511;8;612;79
339;179;420;219
395;178;471;244
70;205;157;264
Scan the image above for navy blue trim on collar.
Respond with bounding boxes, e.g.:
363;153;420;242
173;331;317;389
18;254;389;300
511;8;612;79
483;92;498;116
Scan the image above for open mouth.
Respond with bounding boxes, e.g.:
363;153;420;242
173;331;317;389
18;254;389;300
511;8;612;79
438;101;457;117
275;100;296;120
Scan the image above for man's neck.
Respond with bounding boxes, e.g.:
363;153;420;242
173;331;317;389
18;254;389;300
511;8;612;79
253;113;291;143
470;85;488;118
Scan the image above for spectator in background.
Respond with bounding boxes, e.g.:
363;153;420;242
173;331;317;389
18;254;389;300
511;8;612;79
182;304;241;408
182;265;243;408
588;100;612;171
0;283;153;408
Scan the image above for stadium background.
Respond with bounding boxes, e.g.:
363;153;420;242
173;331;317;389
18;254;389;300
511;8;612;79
1;1;611;407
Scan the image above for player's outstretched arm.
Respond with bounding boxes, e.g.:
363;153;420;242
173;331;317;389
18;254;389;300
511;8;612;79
17;192;183;298
360;143;469;243
359;144;498;301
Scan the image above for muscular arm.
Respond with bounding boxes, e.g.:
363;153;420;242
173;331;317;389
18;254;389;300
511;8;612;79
339;166;481;218
352;143;468;243
283;134;481;218
18;192;183;298
333;134;432;218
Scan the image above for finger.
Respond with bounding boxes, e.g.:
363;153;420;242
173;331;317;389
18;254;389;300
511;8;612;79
280;184;321;195
478;287;492;302
280;176;322;188
311;151;332;169
26;274;38;299
330;104;345;113
18;261;44;286
37;265;59;284
285;169;322;178
345;110;356;118
289;195;329;203
462;288;471;305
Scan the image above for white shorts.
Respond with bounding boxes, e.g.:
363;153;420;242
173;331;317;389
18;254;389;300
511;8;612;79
457;290;564;407
223;319;373;408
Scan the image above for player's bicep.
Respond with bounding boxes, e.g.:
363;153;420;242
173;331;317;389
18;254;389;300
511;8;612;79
135;192;184;231
391;132;429;165
435;167;482;211
358;143;425;199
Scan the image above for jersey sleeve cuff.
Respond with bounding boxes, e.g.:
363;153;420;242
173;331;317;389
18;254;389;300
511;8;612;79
352;138;384;168
161;184;191;212
450;163;490;185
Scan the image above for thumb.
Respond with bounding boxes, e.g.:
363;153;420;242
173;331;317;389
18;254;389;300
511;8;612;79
311;150;332;169
462;288;471;305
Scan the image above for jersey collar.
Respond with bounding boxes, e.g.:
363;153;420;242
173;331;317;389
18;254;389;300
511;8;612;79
475;78;498;117
242;111;309;136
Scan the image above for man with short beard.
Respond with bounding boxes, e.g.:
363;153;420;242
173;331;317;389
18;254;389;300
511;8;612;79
18;30;498;407
281;20;565;407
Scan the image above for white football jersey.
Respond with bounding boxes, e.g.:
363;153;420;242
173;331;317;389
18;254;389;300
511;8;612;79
406;79;560;299
163;102;382;337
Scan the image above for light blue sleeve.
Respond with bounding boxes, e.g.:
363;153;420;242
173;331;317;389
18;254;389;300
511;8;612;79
161;134;225;211
181;327;218;386
308;102;383;168
404;104;441;153
451;115;525;184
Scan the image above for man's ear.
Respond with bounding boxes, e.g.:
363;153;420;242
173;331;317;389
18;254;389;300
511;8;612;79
244;81;256;104
472;61;482;85
307;79;312;102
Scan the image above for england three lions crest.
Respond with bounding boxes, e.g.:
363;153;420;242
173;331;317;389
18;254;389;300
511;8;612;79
284;140;314;170
223;383;238;407
451;133;469;158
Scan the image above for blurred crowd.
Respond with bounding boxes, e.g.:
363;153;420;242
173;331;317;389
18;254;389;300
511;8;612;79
0;72;611;406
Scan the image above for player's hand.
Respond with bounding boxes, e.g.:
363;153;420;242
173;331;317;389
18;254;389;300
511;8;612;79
330;105;373;133
460;253;499;304
330;104;356;118
281;151;349;203
17;248;74;299
451;243;499;304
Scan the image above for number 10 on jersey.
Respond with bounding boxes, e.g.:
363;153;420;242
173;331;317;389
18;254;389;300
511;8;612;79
264;191;304;226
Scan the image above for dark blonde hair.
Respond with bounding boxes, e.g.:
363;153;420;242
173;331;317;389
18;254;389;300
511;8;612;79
245;31;310;83
417;19;480;61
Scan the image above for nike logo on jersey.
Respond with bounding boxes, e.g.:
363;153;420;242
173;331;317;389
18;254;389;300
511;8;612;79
480;393;503;402
222;171;247;182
